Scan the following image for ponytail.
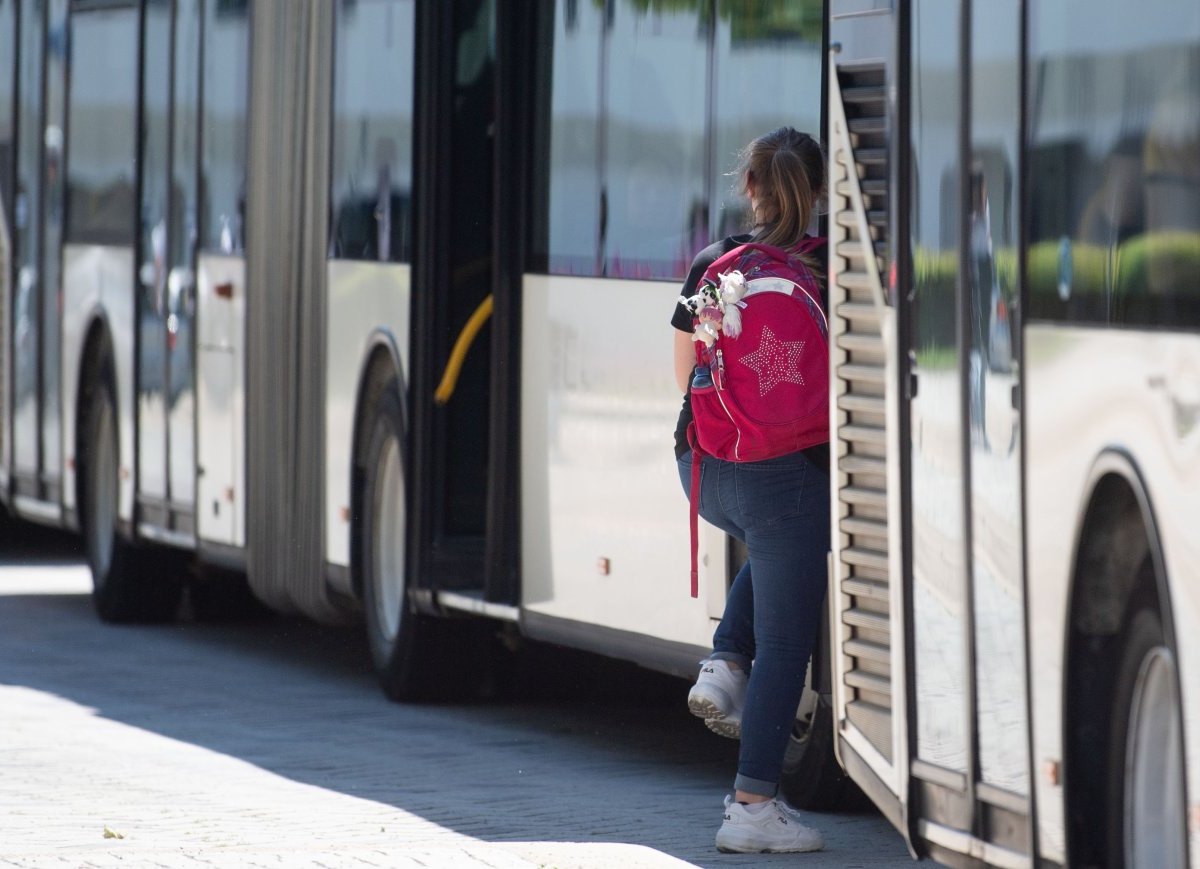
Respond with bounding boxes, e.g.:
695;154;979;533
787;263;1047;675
737;127;825;267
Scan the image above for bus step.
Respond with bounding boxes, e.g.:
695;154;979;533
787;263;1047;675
839;393;886;415
841;486;887;509
843;546;889;572
842;606;890;635
841;515;888;540
842;576;889;602
844;669;892;698
844;636;891;665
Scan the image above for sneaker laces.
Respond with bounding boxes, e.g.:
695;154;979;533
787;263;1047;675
774;800;810;824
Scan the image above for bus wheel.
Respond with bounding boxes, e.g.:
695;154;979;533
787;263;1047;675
360;384;487;701
779;685;864;811
1106;608;1186;868
83;381;182;622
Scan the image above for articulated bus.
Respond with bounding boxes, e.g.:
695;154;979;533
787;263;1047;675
5;0;1199;864
0;0;851;812
827;0;1199;866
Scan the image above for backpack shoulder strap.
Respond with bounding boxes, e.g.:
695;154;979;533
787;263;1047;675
700;243;758;286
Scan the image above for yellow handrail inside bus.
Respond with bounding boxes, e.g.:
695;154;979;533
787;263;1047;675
434;293;494;405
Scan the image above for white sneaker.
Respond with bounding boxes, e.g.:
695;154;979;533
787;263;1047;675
715;796;825;854
687;659;746;739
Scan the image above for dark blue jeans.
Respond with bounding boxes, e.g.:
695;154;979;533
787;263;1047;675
678;449;830;797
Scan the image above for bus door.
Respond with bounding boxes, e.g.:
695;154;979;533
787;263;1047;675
136;0;202;541
11;0;67;513
0;0;13;496
194;0;248;549
905;1;1030;862
411;0;521;605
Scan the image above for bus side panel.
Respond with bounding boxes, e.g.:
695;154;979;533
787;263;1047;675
324;259;410;574
61;244;135;523
520;273;726;652
1025;325;1200;864
195;253;246;548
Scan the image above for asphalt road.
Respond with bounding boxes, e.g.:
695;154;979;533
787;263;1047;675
0;523;917;868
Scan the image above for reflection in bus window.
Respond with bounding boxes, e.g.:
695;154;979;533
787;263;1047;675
0;0;13;223
330;0;415;264
909;0;969;775
533;0;824;281
201;0;248;254
65;8;137;246
1028;1;1200;326
602;4;706;279
712;2;823;238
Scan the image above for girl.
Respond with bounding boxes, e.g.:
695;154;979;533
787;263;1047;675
672;127;830;854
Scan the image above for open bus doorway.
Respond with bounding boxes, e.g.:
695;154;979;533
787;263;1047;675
412;0;498;600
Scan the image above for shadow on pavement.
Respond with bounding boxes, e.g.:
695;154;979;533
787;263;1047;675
0;538;893;868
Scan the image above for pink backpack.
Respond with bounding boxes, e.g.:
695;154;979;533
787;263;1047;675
681;239;829;595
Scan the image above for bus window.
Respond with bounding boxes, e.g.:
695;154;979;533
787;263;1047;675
201;0;249;255
534;1;827;281
0;0;13;475
0;0;13;223
602;3;707;279
908;0;969;783
65;8;137;246
968;0;1027;798
711;1;824;239
330;0;415;264
1028;1;1200;327
535;0;708;280
13;0;44;482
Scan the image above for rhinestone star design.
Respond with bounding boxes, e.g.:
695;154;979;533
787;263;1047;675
738;325;807;397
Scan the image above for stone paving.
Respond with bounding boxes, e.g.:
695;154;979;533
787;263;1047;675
0;530;916;869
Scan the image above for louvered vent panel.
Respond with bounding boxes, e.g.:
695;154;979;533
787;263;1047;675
829;60;893;763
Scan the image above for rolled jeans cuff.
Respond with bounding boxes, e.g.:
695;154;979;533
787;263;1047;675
710;650;752;674
733;773;777;798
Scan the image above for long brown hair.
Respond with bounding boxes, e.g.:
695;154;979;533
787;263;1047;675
737;127;825;257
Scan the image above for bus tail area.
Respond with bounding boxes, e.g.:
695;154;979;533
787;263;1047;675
827;1;1199;867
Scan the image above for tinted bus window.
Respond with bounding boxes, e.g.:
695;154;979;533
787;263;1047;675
201;0;248;254
602;3;707;279
536;0;706;279
1028;2;1200;326
711;2;823;238
536;0;603;276
330;0;415;263
533;0;825;280
0;0;13;222
65;7;138;245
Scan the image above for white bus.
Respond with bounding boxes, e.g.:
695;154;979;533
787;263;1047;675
827;0;1199;866
0;0;852;811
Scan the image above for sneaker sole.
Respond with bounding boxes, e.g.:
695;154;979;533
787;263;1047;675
704;717;741;740
687;694;725;722
715;841;823;854
715;831;823;854
687;696;742;740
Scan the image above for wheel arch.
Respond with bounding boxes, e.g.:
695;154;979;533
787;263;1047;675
349;330;408;601
1062;448;1182;865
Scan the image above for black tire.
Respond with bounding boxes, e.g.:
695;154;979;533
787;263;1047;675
83;380;182;622
189;567;271;622
1103;607;1187;868
780;688;867;811
359;382;490;701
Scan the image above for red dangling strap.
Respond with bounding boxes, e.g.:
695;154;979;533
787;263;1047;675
687;422;704;598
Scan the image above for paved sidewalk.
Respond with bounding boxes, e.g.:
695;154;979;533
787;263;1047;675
0;543;915;869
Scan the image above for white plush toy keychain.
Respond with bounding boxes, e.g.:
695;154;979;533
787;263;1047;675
679;268;750;347
716;269;749;338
